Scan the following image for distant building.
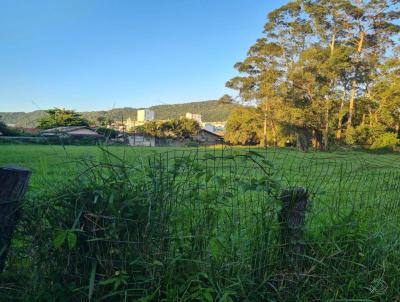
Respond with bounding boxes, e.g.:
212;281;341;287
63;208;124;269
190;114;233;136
186;112;202;124
19;128;40;135
128;133;156;147
205;121;226;131
193;129;223;145
125;118;136;131
203;123;215;133
41;126;103;138
137;109;155;122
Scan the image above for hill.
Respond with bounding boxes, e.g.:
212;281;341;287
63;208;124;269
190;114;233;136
0;100;236;127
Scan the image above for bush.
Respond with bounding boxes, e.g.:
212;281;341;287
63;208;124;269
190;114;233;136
95;127;119;139
0;122;21;136
345;124;387;147
371;132;400;151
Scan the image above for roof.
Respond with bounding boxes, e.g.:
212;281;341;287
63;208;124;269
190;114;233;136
41;126;103;138
199;128;223;137
41;126;88;133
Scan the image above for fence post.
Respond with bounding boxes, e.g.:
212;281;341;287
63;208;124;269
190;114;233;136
0;166;31;273
278;187;309;273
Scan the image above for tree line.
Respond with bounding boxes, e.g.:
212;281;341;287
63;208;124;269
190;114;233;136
223;0;400;151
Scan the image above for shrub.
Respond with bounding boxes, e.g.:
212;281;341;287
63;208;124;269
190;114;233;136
371;132;400;151
345;124;387;146
0;122;21;136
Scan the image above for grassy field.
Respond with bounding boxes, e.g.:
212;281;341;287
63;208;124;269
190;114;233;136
1;144;400;301
1;143;399;186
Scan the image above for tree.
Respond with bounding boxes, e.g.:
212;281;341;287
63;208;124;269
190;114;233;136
95;127;119;139
225;0;400;151
96;116;113;127
167;118;200;139
224;107;263;145
135;118;200;139
0;121;20;136
38;108;90;130
368;56;400;132
135;121;164;137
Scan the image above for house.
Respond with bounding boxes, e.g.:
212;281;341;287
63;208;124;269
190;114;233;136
127;133;156;146
41;126;103;138
193;129;223;145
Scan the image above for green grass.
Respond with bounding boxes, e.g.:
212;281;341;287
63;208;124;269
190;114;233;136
1;143;400;301
0;144;171;189
1;144;399;188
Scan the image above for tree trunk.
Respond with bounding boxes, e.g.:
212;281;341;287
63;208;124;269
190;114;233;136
323;105;330;151
312;129;318;149
270;121;278;146
368;107;373;126
0;167;31;273
296;129;309;152
336;98;345;140
263;112;268;147
348;31;365;129
330;29;336;56
348;79;357;129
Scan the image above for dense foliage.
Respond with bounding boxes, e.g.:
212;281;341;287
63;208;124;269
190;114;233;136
135;118;201;139
95;127;120;139
37;108;90;129
0;121;21;136
225;0;400;151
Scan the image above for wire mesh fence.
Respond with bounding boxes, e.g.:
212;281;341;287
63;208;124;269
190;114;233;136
1;144;400;300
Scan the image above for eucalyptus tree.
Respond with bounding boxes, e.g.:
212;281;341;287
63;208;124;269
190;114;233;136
368;55;400;131
226;1;312;147
225;0;400;150
226;39;284;146
343;0;400;129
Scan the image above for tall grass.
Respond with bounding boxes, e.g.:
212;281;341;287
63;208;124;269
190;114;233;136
1;146;400;301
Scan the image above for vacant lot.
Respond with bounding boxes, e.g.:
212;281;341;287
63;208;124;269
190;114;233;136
1;144;399;186
1;144;400;301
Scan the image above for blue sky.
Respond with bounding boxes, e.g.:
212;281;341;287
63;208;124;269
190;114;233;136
0;0;287;112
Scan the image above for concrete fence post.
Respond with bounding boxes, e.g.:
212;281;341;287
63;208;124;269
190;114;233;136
0;166;31;273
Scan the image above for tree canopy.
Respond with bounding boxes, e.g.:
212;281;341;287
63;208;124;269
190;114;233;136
37;108;90;130
135;118;200;139
225;0;400;151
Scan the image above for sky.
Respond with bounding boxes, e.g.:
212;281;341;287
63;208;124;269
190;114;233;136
0;0;287;112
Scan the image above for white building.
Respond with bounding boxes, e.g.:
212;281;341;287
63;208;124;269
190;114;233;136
203;123;215;133
125;118;136;131
185;112;202;123
137;109;155;122
128;134;155;147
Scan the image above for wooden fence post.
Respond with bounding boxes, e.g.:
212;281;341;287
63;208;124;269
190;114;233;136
278;187;309;273
0;166;31;273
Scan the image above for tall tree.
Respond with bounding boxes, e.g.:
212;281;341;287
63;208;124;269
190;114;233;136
225;0;400;150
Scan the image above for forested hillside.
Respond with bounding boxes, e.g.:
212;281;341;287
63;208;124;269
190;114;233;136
0;100;236;127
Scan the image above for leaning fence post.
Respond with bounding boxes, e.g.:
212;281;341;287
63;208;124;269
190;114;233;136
0;166;31;273
278;187;309;273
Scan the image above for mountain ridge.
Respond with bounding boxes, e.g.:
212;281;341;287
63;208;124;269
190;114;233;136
0;100;236;128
